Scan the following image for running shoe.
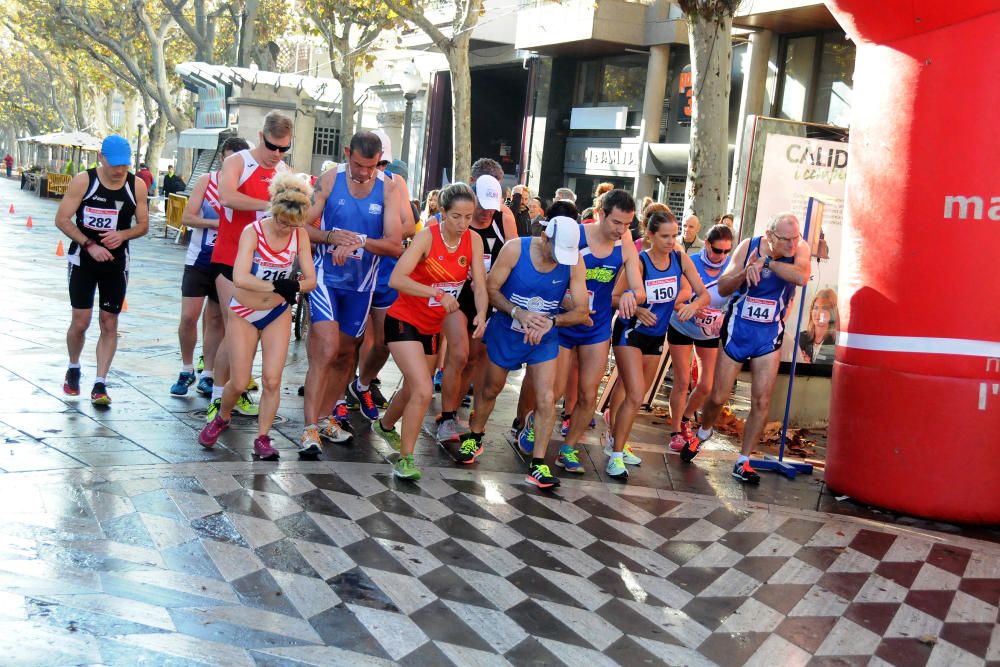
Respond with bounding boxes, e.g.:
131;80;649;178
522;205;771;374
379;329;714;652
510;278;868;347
246;377;259;391
196;355;205;373
253;435;280;461
461;392;473;408
199;415;229;447
556;445;584;474
450;433;482;464
600;430;613;451
732;460;761;484
589;416;597;429
206;398;221;422
606;456;629;480
344;388;359;410
234;392;259;417
170;371;197;396
510;417;522;439
348;379;379;421
436;418;461;443
196;375;214;397
517;411;535;457
560;417;571;437
669;432;687;452
318;417;352;444
432;369;443;393
371;420;401;452
527;463;560;489
370;379;389;408
91;382;111;406
394;455;422;481
603;408;611;429
603;440;642;465
299;426;323;457
333;402;353;433
681;419;698;447
63;368;81;396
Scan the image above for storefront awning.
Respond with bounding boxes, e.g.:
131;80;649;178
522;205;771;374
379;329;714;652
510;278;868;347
177;128;228;150
642;143;736;178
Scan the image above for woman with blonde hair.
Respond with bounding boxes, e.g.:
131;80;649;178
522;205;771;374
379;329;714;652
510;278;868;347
198;173;317;459
798;288;839;363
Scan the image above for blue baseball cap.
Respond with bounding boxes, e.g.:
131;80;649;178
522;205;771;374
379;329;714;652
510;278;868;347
101;135;132;167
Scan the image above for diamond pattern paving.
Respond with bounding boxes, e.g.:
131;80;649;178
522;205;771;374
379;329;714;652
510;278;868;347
0;463;994;666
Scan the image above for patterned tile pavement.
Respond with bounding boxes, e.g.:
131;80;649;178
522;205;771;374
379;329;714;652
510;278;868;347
3;171;1000;666
0;461;997;666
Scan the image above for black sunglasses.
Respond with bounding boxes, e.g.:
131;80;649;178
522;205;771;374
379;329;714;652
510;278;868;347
262;137;291;153
709;245;731;255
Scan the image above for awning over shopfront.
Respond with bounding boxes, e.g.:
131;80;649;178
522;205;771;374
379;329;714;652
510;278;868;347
642;142;736;177
177;128;230;150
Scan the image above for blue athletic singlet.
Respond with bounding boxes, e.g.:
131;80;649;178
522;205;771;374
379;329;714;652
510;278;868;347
720;236;796;361
560;224;624;348
185;200;218;270
627;250;683;338
372;169;403;300
484;238;570;370
314;164;386;292
670;250;732;340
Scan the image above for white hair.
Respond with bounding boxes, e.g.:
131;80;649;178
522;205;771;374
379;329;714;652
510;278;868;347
768;211;799;233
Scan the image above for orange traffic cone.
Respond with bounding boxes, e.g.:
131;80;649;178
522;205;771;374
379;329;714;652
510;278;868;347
121;298;128;313
55;240;65;256
7;204;12;214
25;216;32;229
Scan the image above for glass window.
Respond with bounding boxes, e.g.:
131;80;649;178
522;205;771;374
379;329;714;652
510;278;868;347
575;55;647;111
812;32;855;126
778;36;817;122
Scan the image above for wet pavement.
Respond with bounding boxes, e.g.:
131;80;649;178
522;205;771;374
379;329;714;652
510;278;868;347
1;177;998;666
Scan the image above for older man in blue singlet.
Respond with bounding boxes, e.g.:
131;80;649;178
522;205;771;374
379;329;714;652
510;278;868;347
688;212;811;484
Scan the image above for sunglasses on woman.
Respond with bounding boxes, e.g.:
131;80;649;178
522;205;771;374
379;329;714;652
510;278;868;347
263;137;292;153
709;245;731;254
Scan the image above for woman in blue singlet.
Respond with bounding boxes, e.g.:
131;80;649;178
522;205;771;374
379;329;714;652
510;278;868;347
603;211;709;480
666;224;735;452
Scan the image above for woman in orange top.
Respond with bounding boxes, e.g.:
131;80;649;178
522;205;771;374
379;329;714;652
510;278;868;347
371;183;488;480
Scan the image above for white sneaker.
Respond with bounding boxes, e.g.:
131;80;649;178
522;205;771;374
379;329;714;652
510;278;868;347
602;441;642;466
436;418;461;443
318;417;351;443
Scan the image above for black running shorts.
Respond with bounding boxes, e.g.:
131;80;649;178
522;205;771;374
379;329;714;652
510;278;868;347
384;313;438;356
667;324;720;349
181;265;219;302
68;257;129;314
612;319;666;356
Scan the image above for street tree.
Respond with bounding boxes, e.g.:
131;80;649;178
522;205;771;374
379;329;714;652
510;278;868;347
678;0;739;224
300;0;402;145
380;0;484;183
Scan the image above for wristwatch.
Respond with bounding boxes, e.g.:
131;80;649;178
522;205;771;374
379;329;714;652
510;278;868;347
547;313;557;323
82;239;95;250
435;288;445;302
510;306;519;320
763;256;772;270
357;234;368;246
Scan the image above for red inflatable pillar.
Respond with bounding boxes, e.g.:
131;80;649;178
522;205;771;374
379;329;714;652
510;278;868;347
825;1;1000;523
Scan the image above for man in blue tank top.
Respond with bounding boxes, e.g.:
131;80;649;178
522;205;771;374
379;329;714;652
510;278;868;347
456;217;589;489
688;212;811;484
554;189;645;474
171;137;250;398
300;131;402;455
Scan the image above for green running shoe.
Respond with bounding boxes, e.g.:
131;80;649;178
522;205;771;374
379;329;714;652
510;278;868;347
234;391;259;417
372;420;401;452
393;455;421;481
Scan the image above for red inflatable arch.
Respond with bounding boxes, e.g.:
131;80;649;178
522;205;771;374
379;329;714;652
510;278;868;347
825;1;1000;523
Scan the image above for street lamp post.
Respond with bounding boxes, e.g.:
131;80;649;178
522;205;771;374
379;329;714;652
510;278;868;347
396;61;422;165
135;123;143;172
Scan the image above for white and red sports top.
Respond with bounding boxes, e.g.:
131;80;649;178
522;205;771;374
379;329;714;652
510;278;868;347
248;220;296;283
211;149;287;267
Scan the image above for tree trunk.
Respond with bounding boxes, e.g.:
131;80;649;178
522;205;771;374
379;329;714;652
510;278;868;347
339;75;356;149
124;94;138;142
73;80;86;130
447;37;472;184
239;0;261;68
683;11;733;223
145;113;167;172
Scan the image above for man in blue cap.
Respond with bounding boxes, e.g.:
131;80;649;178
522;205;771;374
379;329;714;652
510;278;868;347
55;134;149;406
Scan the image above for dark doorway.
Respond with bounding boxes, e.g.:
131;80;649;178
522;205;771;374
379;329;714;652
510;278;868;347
422;64;529;193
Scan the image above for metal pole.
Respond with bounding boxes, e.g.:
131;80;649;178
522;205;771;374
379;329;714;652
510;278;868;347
401;93;415;164
777;201;814;461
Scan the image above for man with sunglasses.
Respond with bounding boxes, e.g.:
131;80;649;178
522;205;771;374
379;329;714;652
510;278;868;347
300;131;401;456
685;212;810;485
205;112;293;423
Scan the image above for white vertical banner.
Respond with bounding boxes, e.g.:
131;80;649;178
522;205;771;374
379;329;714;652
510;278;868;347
751;134;849;366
